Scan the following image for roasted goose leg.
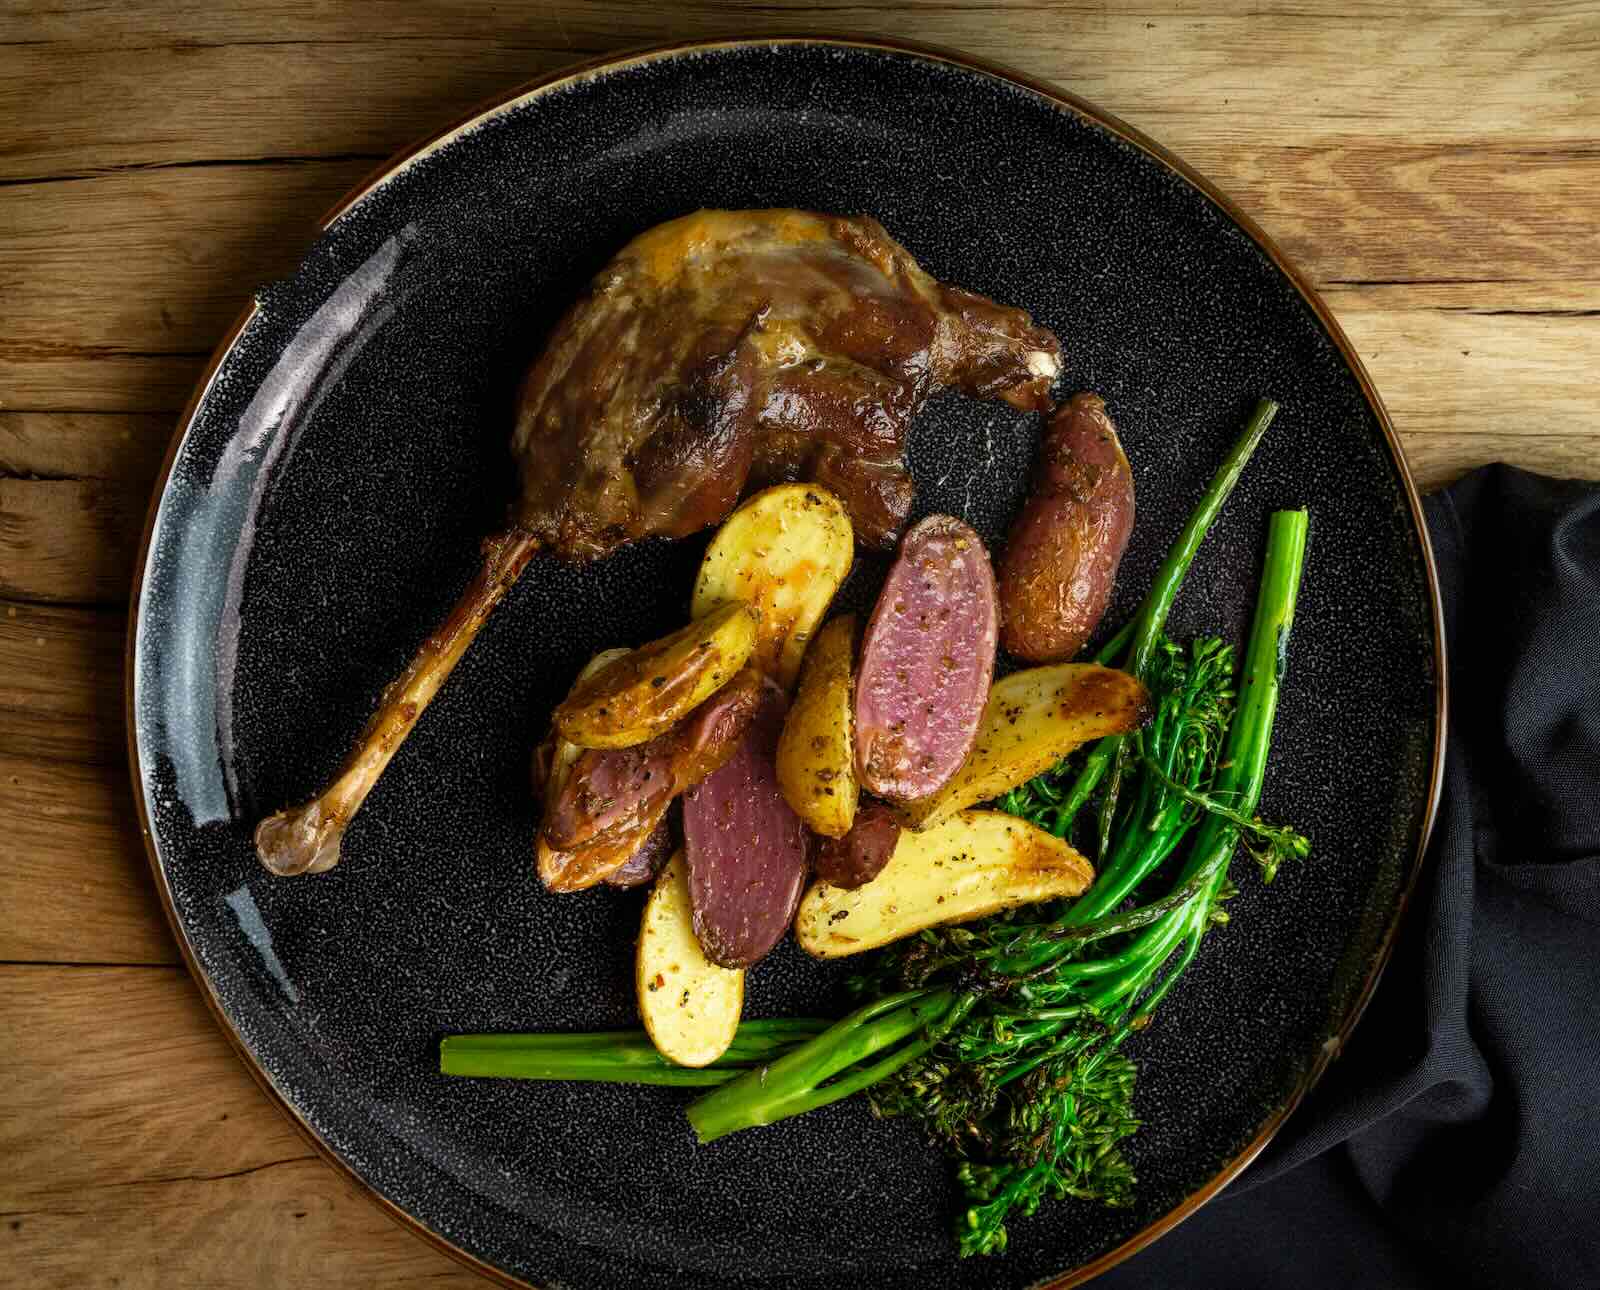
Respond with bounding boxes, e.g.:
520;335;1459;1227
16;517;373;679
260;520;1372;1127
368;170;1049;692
254;209;1060;875
510;209;1061;555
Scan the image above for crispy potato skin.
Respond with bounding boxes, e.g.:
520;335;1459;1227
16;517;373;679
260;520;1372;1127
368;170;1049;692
812;799;901;889
691;483;854;688
605;808;678;889
539;667;762;892
776;614;859;837
998;393;1135;663
636;851;744;1067
535;649;638;892
794;809;1094;957
682;676;811;968
553;601;757;748
854;514;999;803
897;663;1150;830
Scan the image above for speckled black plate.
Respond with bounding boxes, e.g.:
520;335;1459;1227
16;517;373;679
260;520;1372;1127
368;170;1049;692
128;37;1444;1290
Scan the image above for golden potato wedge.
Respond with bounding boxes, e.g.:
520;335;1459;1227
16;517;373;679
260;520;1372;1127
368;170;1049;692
537;649;630;889
775;614;859;837
897;663;1149;830
691;484;854;688
637;851;744;1066
793;809;1094;958
553;601;757;748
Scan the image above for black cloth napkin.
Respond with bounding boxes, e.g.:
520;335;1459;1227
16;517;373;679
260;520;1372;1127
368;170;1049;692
1101;465;1600;1290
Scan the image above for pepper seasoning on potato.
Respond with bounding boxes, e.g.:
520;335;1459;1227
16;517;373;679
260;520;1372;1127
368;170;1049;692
776;613;860;837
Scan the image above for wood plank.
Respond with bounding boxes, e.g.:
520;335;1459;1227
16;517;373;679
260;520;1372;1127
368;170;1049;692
3;1158;481;1288
2;4;1597;180
0;412;175;605
0;601;126;765
0;965;476;1286
0;756;177;965
1401;433;1600;491
0;968;304;1195
0;352;206;416
0;159;373;412
1330;301;1600;437
0;477;145;603
0;411;175;480
1196;142;1600;287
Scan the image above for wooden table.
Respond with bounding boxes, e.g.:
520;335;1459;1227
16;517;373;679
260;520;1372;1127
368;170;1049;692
2;2;1595;1284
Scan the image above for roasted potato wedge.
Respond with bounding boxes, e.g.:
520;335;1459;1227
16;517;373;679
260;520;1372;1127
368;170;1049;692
897;663;1149;830
553;601;757;748
775;614;859;837
855;514;998;804
999;393;1136;662
637;851;744;1066
537;647;628;889
683;677;810;968
794;809;1094;958
691;484;854;688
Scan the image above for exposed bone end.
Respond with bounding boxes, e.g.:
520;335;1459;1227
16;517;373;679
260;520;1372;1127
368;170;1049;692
1025;348;1061;381
255;799;345;876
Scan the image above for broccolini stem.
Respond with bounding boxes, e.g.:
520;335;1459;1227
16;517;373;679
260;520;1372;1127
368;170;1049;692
1093;398;1281;853
1176;508;1309;888
686;990;958;1143
1091;618;1136;665
439;1017;830;1085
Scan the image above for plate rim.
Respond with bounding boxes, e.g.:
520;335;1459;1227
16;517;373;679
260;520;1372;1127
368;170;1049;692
123;33;1448;1290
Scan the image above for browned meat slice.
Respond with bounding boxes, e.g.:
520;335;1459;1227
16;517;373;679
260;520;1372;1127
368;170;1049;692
511;209;1061;555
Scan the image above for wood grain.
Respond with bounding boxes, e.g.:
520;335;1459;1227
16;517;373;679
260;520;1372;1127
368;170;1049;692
2;2;1597;180
0;412;176;480
0;967;476;1287
0;755;176;964
0;160;372;412
0;601;126;765
1331;297;1600;437
0;413;177;605
0;478;145;603
2;3;1595;1286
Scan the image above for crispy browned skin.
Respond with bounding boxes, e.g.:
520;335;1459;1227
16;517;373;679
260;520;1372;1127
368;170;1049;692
998;393;1135;662
538;668;763;891
813;800;902;890
511;209;1062;556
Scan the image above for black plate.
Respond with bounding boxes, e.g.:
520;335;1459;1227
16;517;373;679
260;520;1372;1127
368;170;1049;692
129;38;1443;1290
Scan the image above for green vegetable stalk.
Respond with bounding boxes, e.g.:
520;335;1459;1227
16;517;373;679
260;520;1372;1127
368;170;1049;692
440;1017;829;1087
